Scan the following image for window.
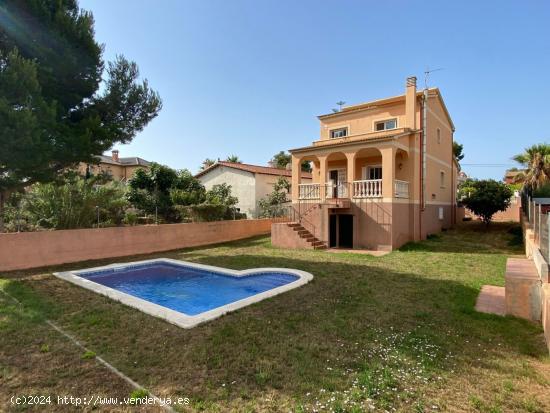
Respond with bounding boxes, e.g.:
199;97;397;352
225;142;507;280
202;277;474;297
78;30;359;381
364;166;382;180
440;171;445;188
437;128;441;144
375;118;397;131
330;127;348;139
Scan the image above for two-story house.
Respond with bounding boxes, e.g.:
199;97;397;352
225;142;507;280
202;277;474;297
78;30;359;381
272;77;458;251
78;150;151;182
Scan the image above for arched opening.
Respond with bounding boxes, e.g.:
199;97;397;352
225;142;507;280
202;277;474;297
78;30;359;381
394;149;410;198
353;148;383;198
325;152;348;198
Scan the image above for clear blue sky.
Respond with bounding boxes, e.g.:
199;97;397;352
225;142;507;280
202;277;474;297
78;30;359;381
80;0;550;179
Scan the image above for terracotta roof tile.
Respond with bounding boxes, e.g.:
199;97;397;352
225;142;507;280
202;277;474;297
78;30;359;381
195;161;312;179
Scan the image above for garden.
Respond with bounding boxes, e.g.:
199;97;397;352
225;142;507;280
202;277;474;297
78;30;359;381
1;222;548;412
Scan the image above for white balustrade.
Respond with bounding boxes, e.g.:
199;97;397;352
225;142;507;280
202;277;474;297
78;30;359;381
298;183;320;200
352;179;382;198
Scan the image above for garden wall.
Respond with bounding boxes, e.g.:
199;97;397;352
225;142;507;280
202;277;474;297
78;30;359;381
0;219;276;272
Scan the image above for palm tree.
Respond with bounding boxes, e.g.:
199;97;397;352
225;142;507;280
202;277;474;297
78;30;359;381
225;155;241;163
200;158;216;171
512;143;550;189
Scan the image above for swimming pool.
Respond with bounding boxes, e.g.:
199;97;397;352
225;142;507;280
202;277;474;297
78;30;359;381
54;259;313;328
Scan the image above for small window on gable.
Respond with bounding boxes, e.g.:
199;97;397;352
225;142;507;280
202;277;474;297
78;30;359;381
330;127;348;139
375;118;397;131
437;128;441;144
440;171;445;188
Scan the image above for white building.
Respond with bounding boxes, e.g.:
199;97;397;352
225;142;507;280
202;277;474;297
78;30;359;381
195;162;312;218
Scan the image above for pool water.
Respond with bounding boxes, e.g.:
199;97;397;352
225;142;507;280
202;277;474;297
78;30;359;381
80;263;299;316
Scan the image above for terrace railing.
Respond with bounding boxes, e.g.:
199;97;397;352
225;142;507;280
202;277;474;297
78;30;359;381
352;179;382;198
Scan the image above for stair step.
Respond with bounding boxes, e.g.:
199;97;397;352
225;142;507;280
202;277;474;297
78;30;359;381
287;222;301;228
311;240;325;247
314;244;327;250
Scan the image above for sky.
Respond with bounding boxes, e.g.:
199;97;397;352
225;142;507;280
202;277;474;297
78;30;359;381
79;0;550;179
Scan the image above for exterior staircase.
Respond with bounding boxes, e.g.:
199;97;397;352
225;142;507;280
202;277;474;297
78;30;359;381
286;222;327;250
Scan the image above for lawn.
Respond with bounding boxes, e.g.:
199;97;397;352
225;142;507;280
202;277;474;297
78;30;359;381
1;222;549;412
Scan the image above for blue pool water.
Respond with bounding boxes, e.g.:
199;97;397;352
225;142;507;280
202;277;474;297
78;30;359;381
80;263;299;316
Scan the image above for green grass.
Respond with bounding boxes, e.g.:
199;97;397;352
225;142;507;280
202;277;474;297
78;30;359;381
0;222;549;412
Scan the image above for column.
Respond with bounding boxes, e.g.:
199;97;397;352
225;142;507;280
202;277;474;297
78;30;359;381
381;146;396;199
318;155;328;200
291;155;302;201
345;152;356;197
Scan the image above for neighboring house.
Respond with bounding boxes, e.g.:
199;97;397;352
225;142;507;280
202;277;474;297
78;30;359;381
272;76;458;251
195;161;312;218
457;171;468;186
78;150;151;181
504;169;525;184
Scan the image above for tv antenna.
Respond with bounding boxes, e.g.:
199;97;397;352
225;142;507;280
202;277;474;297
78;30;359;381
424;67;444;89
336;101;346;111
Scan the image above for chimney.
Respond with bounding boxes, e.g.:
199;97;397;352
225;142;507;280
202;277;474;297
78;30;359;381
405;76;417;129
111;150;119;162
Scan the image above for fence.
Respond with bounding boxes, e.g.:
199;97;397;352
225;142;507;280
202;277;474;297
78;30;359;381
522;194;550;263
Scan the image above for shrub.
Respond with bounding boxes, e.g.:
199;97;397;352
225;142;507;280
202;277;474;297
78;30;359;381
462;179;512;225
14;176;128;230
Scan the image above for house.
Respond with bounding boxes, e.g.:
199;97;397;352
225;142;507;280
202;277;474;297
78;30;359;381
504;169;525;185
272;76;458;251
78;150;151;181
195;161;312;218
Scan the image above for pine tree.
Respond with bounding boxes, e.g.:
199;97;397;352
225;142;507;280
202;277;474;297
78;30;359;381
0;0;162;230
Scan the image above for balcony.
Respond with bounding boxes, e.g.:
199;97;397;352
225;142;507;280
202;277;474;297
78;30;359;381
298;179;409;201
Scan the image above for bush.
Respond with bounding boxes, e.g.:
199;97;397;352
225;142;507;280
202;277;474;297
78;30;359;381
462;179;512;225
180;204;245;222
532;183;550;198
15;176;128;230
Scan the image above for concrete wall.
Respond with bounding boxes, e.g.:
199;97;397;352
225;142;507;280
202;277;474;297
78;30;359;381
0;219;274;272
461;198;521;223
271;223;315;249
198;167;257;218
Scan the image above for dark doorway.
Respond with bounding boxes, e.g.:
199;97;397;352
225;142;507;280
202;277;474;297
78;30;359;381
329;214;337;247
338;214;353;248
329;214;353;248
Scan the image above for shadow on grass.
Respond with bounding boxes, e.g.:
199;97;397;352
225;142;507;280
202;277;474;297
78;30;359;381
399;221;524;254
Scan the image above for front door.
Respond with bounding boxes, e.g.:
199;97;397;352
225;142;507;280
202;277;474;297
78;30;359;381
329;170;338;198
328;169;347;198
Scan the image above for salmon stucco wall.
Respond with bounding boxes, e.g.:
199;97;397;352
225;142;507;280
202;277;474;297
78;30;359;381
0;219;274;272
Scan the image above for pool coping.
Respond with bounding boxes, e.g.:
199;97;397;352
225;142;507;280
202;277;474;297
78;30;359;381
53;258;313;329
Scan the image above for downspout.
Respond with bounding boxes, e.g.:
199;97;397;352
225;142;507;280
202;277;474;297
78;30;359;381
422;89;428;212
418;99;424;239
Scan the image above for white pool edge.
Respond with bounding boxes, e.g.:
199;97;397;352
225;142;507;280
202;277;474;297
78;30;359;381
53;258;313;329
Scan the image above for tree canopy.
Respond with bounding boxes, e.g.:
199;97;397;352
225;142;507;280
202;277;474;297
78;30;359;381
225;155;242;163
271;151;312;172
453;141;464;162
512;143;550;190
0;0;162;229
127;163;205;222
461;179;512;225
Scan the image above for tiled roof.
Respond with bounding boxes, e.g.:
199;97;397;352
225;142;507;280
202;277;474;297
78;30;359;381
195;161;312;179
97;155;150;167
